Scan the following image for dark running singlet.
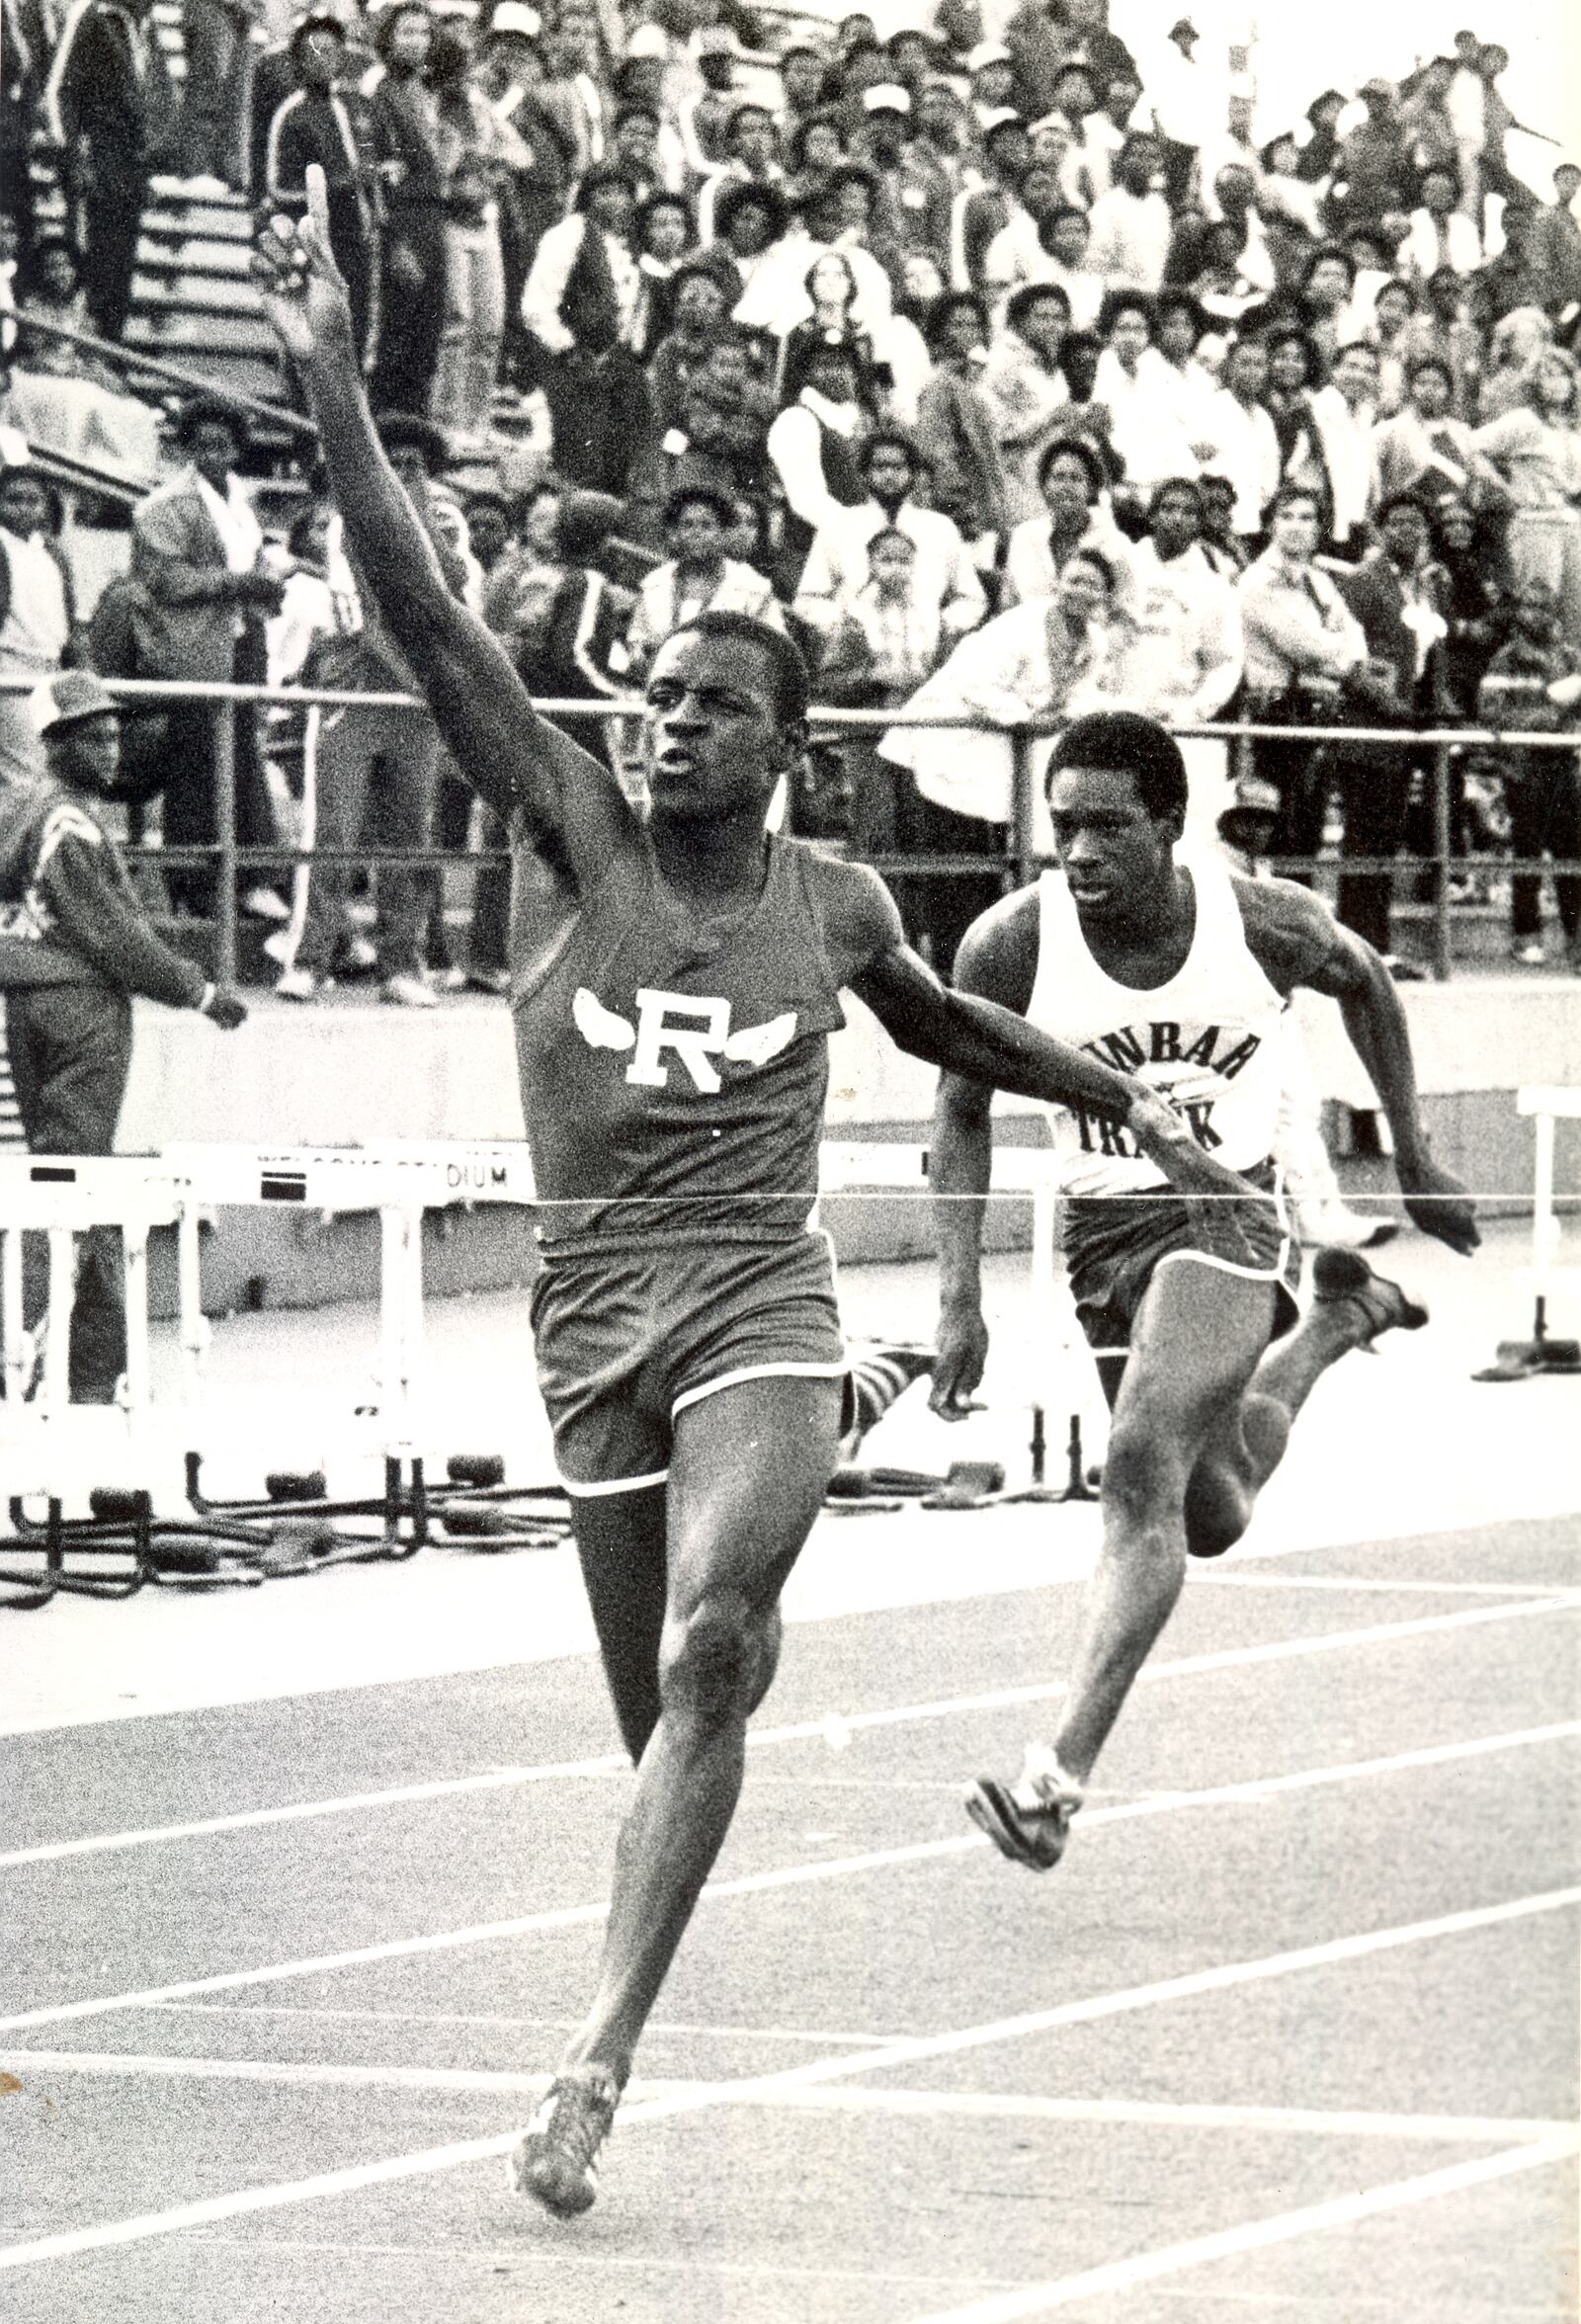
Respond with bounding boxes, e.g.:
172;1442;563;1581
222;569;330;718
513;832;849;1252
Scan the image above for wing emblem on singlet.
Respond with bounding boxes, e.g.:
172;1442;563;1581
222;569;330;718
572;987;637;1051
572;987;798;1093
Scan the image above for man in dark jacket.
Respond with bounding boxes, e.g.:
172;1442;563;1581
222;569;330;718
0;671;246;1399
40;0;178;340
1334;491;1447;960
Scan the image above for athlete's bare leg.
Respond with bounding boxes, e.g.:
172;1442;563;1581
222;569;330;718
557;1372;844;2086
1183;1254;1422;1558
1049;1262;1277;1786
570;1485;668;1764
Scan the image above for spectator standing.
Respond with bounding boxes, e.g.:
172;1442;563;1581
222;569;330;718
179;0;260;189
365;5;449;417
129;397;284;922
1030;204;1105;331
1402;167;1481;284
1199;331;1280;549
1149;16;1216;211
273;415;466;1006
264;15;380;374
41;0;178;342
0;463;77;785
1370;351;1496;510
1477;579;1581;967
1091;288;1202;500
853;83;951;266
766;334;873;573
1086;132;1171;292
1398;266;1484;422
1469;204;1547;330
1237;482;1368;868
1002;432;1132;611
1474;349;1581;653
0;672;245;1402
879;544;1124;972
1331;490;1447;957
914;290;1010;546
951;111;1030;296
522;168;650;498
1331;79;1408;233
979;281;1072;523
790;429;985;643
625;483;782;677
1530;164;1581;318
1119;475;1243;834
429;18;508;451
1309;338;1381;554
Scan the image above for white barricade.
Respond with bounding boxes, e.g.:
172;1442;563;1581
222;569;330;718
4;1136;1089;1502
0;1157;183;1490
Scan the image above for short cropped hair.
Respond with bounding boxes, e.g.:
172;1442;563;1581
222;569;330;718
668;609;810;729
1048;709;1189;820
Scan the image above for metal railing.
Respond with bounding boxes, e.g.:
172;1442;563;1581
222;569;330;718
4;674;1579;987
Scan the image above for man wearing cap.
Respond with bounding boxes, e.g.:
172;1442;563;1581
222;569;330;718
0;671;246;1401
1333;79;1409;234
854;81;951;265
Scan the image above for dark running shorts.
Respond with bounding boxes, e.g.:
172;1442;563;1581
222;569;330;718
1064;1161;1302;1363
530;1233;847;1495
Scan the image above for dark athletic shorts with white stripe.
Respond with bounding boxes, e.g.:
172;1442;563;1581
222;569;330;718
530;1232;848;1497
1064;1160;1302;1363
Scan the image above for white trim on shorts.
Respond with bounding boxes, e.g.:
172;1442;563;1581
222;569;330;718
1149;1167;1294;1299
670;1360;849;1420
558;1466;670;1498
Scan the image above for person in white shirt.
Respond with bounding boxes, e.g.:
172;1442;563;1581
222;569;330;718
1033;205;1106;331
1002;433;1136;621
1091;289;1204;502
790;430;985;642
1310;339;1381;553
981;158;1069;327
0;462;74;784
625;483;783;677
1086;132;1172;293
1155;290;1220;461
1148;15;1219;208
1119;476;1243;840
1199;333;1281;547
1403;168;1482;283
978;282;1074;524
520;165;643;357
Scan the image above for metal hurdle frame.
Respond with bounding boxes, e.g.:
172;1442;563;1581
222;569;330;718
0;1154;185;1603
819;1139;1098;1497
1475;1088;1581;1380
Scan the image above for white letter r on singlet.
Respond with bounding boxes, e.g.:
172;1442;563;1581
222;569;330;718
625;988;731;1092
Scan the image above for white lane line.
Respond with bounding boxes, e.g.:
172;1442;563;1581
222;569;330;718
0;1889;1574;2278
898;2135;1580;2323
5;1596;1569;1873
4;1720;1574;2036
2;2052;1567;2147
1207;1575;1581;1600
137;2003;909;2046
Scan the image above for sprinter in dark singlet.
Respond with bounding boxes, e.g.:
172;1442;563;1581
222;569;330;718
255;176;1268;2219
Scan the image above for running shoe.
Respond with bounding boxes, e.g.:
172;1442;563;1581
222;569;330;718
964;1744;1084;1872
509;2064;622;2216
1311;1245;1429;1343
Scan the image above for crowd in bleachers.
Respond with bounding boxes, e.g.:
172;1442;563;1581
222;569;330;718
2;0;1581;992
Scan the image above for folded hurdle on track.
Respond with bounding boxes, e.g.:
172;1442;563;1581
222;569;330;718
1475;1087;1581;1380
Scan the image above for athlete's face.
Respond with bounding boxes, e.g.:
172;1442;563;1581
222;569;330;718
643;631;794;824
1045;763;1178;918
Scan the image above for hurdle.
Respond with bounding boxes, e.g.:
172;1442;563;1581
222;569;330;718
0;1154;193;1604
819;1140;1099;1500
1474;1086;1581;1381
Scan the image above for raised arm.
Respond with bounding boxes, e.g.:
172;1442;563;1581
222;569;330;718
253;168;630;878
1242;877;1480;1255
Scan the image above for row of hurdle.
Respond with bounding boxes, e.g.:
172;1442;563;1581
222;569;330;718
0;1138;1095;1610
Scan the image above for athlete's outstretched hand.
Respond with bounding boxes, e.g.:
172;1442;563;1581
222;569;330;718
252;163;357;369
930;1299;989;1419
1396;1152;1479;1256
1124;1088;1257;1213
